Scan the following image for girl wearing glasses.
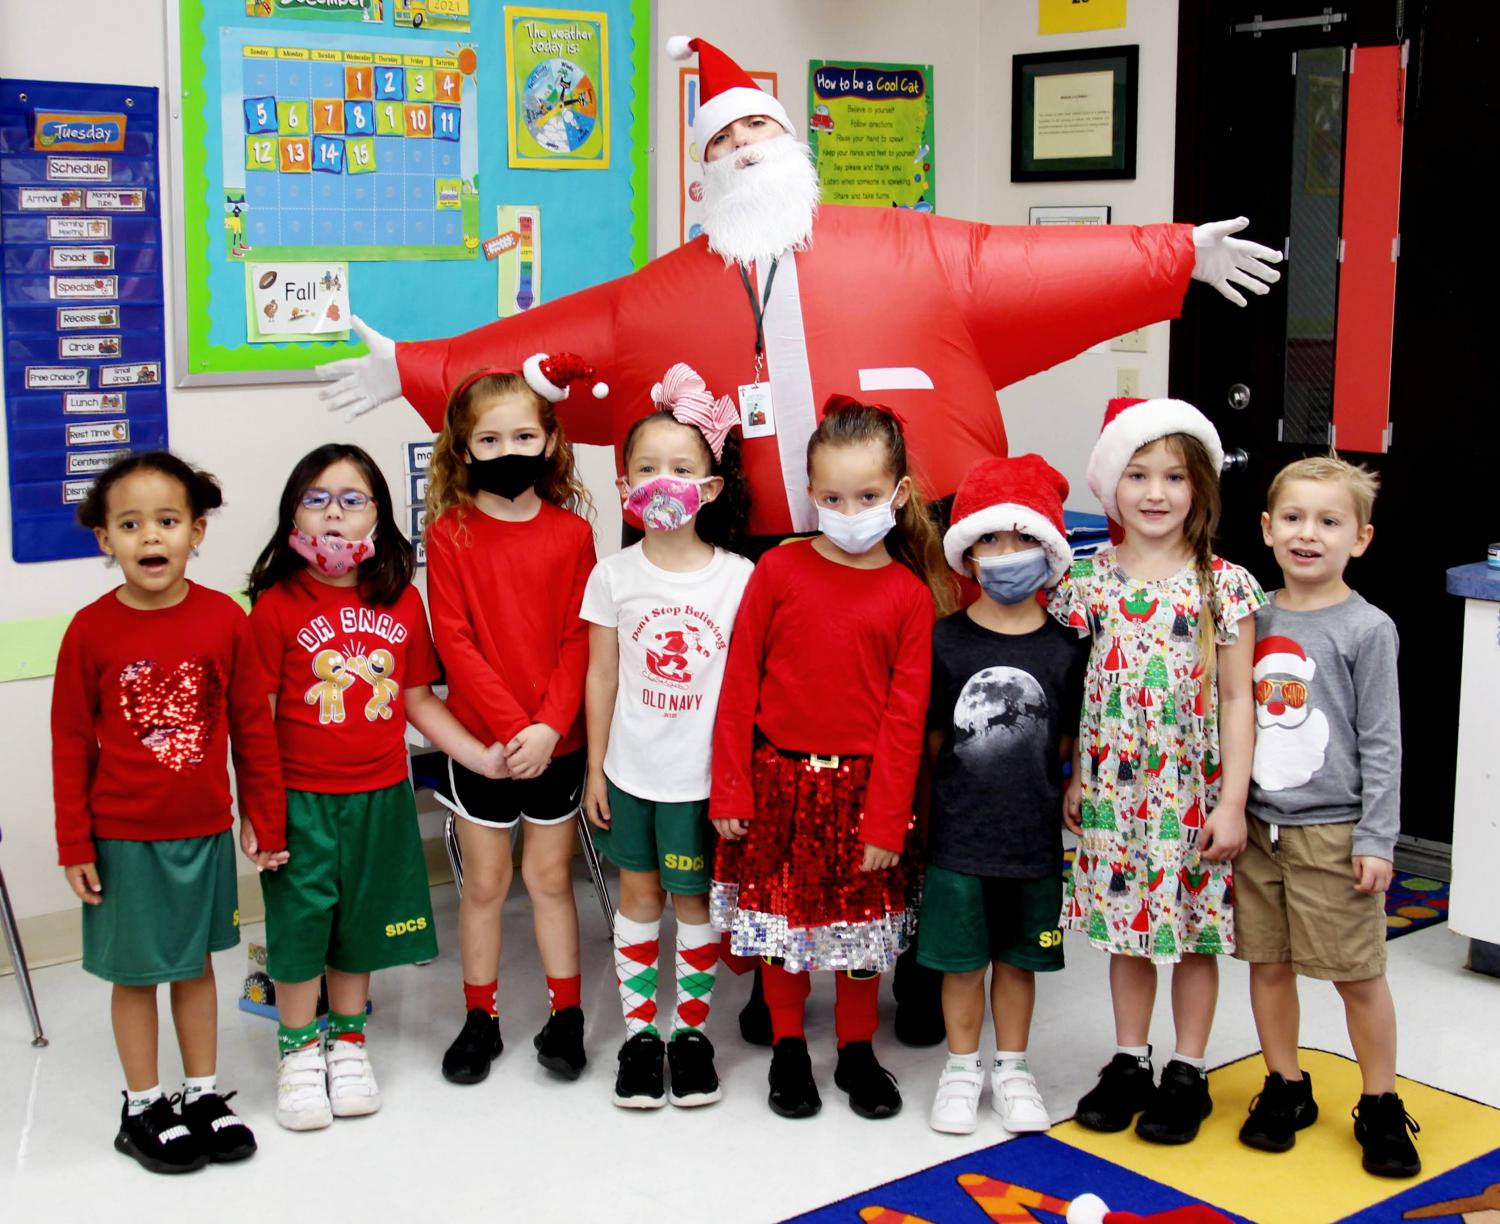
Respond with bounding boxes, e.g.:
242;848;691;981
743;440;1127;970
247;443;505;1132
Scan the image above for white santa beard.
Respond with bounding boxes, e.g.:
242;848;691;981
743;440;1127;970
1251;711;1330;792
700;135;820;268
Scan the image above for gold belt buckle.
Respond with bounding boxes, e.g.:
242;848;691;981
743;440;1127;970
807;753;840;771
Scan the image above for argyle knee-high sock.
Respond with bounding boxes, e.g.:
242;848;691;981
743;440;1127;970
671;920;719;1036
613;913;660;1037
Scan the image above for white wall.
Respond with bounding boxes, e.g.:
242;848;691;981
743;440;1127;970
1;0;1180;934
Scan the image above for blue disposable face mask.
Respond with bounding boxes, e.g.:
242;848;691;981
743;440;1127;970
970;546;1051;604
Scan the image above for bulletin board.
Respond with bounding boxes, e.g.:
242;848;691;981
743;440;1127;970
166;0;650;385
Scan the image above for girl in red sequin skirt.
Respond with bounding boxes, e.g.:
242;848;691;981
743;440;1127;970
711;398;954;1119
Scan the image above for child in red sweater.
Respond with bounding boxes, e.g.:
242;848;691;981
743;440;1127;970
712;398;952;1120
52;451;285;1174
425;353;600;1085
247;444;505;1132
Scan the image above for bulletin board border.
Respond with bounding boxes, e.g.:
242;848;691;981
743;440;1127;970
164;0;652;387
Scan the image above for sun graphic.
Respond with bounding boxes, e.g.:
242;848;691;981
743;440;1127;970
446;43;479;81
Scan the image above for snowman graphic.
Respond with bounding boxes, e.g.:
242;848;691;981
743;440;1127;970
1250;635;1329;790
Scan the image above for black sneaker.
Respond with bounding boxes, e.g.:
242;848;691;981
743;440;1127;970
1353;1093;1422;1178
668;1030;722;1107
739;965;773;1047
612;1031;666;1109
1239;1072;1318;1152
1075;1052;1157;1132
1136;1059;1212;1144
442;1009;503;1084
180;1090;257;1163
114;1094;209;1175
833;1041;903;1119
533;1006;587;1079
768;1037;821;1118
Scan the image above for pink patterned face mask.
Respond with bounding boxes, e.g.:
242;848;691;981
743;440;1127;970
623;475;714;532
289;529;375;578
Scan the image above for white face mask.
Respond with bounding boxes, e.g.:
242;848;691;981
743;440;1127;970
817;497;897;556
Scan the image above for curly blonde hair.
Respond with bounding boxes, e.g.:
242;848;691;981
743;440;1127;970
425;371;594;534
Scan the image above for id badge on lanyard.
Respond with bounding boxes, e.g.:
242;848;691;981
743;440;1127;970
737;260;778;438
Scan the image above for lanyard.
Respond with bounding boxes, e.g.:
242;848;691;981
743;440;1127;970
737;258;779;383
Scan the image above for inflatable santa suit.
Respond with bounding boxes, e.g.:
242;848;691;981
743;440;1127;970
319;38;1282;537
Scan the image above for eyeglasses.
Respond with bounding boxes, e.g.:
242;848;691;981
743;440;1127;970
300;489;374;511
1255;678;1308;708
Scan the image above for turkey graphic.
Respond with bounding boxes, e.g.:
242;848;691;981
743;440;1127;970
1250;635;1329;790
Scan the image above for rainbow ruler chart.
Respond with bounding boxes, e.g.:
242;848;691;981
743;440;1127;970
226;31;480;260
1;78;168;563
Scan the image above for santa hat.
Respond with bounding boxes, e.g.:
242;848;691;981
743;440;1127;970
943;454;1072;584
453;352;607;406
667;36;796;150
1253;635;1316;682
1067;1194;1234;1224
1086;397;1224;527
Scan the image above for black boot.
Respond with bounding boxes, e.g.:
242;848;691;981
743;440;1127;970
738;964;773;1047
892;945;945;1048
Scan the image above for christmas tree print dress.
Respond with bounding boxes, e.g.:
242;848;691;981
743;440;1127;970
1049;548;1266;962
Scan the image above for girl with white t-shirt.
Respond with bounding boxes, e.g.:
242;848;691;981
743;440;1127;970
581;363;753;1111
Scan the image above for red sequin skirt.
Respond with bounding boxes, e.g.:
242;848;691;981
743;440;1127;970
711;740;917;973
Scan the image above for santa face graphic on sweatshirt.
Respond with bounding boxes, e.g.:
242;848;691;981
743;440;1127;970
1251;634;1330;791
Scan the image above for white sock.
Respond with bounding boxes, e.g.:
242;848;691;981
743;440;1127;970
181;1074;216;1105
126;1085;162;1116
1118;1043;1152;1066
945;1049;982;1074
1173;1051;1207;1073
995;1048;1029;1072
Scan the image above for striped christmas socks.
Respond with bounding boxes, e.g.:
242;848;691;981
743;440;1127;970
613;913;660;1036
671;920;719;1036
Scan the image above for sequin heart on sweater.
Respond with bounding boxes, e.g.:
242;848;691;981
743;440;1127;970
117;657;224;772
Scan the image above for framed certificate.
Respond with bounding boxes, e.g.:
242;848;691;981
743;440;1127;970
1011;45;1138;182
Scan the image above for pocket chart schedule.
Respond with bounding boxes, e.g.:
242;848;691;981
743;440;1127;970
0;78;168;563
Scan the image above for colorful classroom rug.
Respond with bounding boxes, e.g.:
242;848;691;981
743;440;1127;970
787;1050;1500;1224
1058;850;1450;942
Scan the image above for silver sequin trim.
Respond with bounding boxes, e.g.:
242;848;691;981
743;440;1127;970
710;882;914;973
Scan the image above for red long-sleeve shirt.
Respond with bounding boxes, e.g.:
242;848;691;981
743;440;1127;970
51;583;286;867
711;540;935;852
425;501;595;754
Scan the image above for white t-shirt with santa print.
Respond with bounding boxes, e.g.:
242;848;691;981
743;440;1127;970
580;542;755;802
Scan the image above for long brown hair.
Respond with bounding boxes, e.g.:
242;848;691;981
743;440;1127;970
807;397;957;616
425;371;594;533
1157;432;1223;675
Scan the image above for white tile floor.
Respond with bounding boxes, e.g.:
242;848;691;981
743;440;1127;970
2;867;1497;1223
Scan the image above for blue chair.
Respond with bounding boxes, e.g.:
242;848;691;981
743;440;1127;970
0;826;48;1046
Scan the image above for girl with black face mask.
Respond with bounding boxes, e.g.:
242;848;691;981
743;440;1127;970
423;355;600;1089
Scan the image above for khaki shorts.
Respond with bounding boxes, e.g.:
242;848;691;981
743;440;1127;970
1233;815;1386;981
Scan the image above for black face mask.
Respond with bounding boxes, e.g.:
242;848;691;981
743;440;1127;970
467;451;547;500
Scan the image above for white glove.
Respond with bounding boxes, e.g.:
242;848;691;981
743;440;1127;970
1191;217;1283;307
315;315;401;421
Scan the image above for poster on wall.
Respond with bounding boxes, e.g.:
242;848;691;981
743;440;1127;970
806;60;934;211
1037;0;1126;35
492;204;540;316
394;0;470;31
678;66;776;245
246;0;383;21
503;6;609;169
0;78;169;563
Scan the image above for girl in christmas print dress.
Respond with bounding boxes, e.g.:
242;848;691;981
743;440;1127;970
1052;397;1264;1146
712;398;952;1122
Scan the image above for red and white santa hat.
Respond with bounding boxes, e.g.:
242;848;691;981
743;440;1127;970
1253;635;1316;682
1068;1194;1234;1224
453;352;608;405
943;453;1072;584
1086;396;1224;524
667;36;796;150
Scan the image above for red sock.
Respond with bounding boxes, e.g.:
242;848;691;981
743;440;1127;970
761;961;811;1042
719;932;756;976
834;971;881;1047
464;980;498;1018
546;974;581;1013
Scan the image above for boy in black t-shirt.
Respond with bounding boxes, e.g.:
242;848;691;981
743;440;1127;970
920;455;1086;1137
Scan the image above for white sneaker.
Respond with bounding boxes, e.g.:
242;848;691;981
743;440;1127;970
992;1062;1050;1133
327;1039;382;1117
276;1044;332;1131
929;1062;984;1134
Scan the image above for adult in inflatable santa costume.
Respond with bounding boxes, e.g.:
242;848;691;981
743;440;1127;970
319;36;1282;541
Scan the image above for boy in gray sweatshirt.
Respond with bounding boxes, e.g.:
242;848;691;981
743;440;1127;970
1234;455;1418;1178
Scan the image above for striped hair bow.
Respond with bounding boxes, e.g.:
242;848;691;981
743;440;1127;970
650;362;741;461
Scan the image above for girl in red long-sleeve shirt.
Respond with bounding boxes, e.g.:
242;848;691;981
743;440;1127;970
711;398;954;1121
52;451;285;1175
425;354;599;1085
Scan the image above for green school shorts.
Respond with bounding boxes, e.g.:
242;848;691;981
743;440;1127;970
916;865;1065;974
82;830;239;986
261;783;437;982
591;778;712;896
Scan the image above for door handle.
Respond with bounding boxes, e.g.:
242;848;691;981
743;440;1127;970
1228;383;1251;411
1221;448;1250;473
